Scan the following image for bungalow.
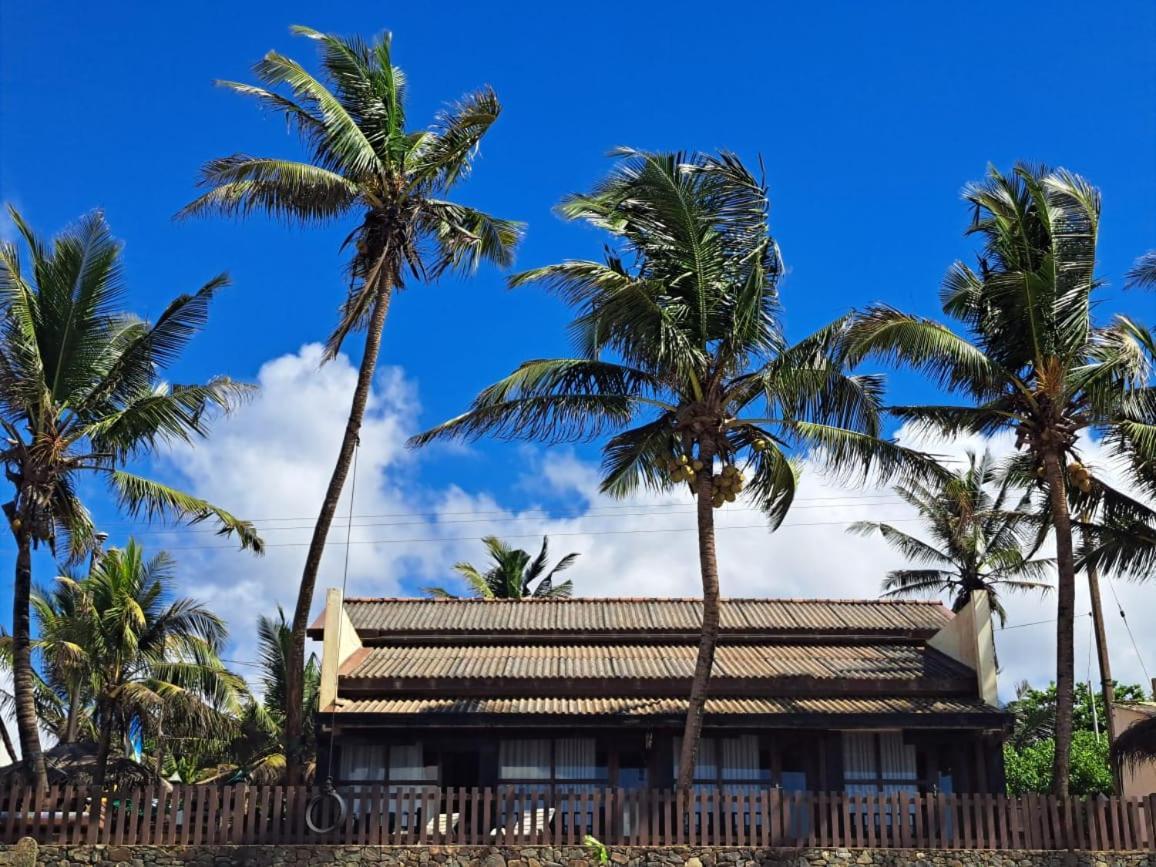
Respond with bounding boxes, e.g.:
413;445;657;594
308;590;1010;797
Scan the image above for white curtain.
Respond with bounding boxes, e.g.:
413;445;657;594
879;732;917;781
841;732;877;782
842;731;917;793
389;743;436;782
555;738;598;779
499;739;551;780
720;735;760;781
673;737;717;782
340;744;386;781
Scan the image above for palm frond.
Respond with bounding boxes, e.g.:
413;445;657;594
109;472;263;553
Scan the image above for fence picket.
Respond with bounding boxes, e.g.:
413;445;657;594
5;784;1155;853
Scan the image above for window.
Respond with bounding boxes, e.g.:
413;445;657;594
389;742;437;783
498;738;608;783
340;744;386;782
841;731;918;793
674;735;770;788
556;738;607;781
499;739;551;780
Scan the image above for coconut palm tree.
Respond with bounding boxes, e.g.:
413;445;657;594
849;449;1052;623
846;163;1156;795
181;26;521;782
77;540;246;790
0;208;261;789
29;577;97;745
423;535;579;599
219;607;321;783
411;149;934;790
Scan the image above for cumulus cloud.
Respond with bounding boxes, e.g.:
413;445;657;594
158;345;1156;703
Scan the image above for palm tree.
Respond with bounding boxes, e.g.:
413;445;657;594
181;26;521;782
0;209;261;789
77;541;246;790
423;535;579;599
411;149;933;790
849;449;1052;624
846;164;1155;795
29;577;97;745
221;607;321;783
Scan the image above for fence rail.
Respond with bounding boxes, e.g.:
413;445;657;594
2;785;1156;851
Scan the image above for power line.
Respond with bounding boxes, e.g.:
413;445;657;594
1000;612;1090;631
117;496;912;538
86;492;909;529
1105;573;1152;684
161;514;931;552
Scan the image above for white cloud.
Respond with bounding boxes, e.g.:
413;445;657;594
159;346;1156;703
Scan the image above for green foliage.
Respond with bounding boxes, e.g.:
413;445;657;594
1006;681;1147;749
182;26;522;360
423;535;579;599
412;150;938;516
584;836;610;865
1005;730;1114;797
0;209;263;556
1004;681;1149;795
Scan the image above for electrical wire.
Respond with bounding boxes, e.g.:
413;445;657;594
1105;572;1152;684
87;494;910;536
158;514;931;552
82;492;910;530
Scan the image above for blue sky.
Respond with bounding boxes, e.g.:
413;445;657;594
1;2;1155;686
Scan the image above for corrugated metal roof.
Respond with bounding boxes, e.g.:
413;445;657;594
326;597;952;638
341;643;969;682
328;696;1002;718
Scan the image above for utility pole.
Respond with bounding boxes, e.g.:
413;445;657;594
1082;522;1117;747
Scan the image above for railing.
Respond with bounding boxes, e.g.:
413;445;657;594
2;785;1156;851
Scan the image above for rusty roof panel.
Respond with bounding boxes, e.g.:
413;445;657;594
341;642;970;682
329;597;952;638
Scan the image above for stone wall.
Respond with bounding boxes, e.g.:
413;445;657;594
2;841;1154;867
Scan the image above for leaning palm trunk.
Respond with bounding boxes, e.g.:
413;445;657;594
286;287;391;784
678;445;722;791
182;28;521;783
1043;450;1078;796
11;531;47;789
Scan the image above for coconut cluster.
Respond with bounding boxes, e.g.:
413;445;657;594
711;464;744;508
667;454;700;483
1068;461;1094;494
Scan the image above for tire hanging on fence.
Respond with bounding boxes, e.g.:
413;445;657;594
305;781;348;835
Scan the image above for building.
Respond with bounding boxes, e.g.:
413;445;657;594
309;589;1010;795
1112;700;1156;797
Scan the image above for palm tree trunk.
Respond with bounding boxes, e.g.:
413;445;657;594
677;449;721;792
285;285;392;785
11;528;48;790
63;686;80;744
0;714;16;766
91;705;114;793
1043;450;1076;797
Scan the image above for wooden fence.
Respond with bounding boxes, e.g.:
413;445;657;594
3;785;1156;851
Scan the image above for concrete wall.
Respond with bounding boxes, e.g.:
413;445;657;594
4;842;1155;867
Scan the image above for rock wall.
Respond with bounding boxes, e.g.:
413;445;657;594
1;841;1154;867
